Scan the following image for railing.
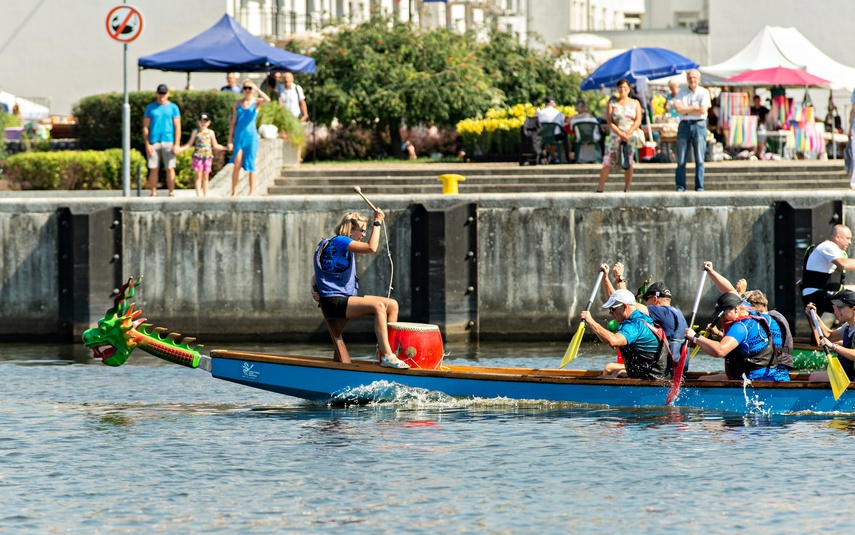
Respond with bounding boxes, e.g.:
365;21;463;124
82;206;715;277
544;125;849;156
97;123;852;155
236;7;346;40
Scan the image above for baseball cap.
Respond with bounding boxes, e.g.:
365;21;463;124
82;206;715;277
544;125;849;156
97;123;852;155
831;289;855;307
602;289;637;309
643;281;672;299
714;292;743;314
156;84;169;94
544;95;557;104
198;112;211;121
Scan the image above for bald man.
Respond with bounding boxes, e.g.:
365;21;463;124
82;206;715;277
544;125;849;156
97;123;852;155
802;224;855;316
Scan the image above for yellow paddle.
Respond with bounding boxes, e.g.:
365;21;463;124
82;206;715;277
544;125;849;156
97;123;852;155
559;271;605;369
689;330;705;359
809;309;850;400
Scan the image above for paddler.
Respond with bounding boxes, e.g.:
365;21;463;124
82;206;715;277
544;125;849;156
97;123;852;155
801;224;855;317
312;209;409;369
602;262;688;373
806;290;855;381
701;262;793;371
581;287;672;380
685;291;790;382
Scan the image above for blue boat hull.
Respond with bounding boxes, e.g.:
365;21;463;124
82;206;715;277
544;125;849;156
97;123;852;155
209;351;855;414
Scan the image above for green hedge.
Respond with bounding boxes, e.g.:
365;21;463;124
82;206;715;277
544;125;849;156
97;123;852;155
73;90;240;151
2;149;147;190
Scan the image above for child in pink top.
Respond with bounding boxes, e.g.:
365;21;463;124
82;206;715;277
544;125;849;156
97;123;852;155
179;112;226;197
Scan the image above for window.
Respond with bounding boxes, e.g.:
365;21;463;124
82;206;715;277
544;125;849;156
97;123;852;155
674;11;700;29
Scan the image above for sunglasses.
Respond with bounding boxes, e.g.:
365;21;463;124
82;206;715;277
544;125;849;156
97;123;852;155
609;304;624;313
242;86;253;91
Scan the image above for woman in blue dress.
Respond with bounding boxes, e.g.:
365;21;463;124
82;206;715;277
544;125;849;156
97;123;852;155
227;79;270;196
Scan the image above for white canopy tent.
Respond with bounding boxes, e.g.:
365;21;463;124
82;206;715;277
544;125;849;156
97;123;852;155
702;26;855;92
0;90;50;121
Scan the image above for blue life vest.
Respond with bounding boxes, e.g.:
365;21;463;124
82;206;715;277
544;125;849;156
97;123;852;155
724;314;779;380
314;237;358;297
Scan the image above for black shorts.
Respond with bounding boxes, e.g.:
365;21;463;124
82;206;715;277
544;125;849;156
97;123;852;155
320;296;350;318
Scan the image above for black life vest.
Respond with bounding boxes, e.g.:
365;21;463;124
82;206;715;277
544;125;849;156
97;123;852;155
801;243;846;293
724;314;780;380
621;320;673;381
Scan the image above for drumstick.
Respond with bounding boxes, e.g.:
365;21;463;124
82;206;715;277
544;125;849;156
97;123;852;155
353;186;378;211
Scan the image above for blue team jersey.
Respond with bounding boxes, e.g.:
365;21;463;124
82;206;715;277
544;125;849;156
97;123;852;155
617;310;660;354
725;318;770;356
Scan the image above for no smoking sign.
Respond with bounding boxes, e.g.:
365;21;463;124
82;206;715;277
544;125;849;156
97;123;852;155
106;5;144;43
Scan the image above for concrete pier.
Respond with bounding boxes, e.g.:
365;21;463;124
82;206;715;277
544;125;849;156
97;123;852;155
0;190;851;342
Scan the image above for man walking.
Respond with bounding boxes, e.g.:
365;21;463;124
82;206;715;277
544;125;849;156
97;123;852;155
279;72;308;122
670;69;710;191
143;84;181;197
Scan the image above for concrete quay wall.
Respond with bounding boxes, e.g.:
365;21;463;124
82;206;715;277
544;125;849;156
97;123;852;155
0;191;849;342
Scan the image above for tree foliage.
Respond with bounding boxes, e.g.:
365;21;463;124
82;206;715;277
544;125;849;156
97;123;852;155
313;18;500;135
479;29;585;108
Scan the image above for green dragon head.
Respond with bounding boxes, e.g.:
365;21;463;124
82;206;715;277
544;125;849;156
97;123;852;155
82;277;145;367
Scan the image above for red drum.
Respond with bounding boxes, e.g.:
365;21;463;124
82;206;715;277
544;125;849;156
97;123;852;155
384;322;444;370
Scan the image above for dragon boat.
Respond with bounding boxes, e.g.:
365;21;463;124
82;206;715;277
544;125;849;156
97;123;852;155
82;278;855;415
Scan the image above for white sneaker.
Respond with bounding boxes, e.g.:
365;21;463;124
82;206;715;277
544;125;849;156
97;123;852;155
380;354;410;369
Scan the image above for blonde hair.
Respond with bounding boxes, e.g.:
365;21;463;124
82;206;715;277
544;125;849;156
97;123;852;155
334;212;368;237
743;290;768;311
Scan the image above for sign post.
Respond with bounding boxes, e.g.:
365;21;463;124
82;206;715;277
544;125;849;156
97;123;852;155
106;4;144;197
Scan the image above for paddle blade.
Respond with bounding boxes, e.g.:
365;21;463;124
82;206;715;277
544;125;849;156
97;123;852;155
666;344;688;405
827;355;850;400
560;323;585;369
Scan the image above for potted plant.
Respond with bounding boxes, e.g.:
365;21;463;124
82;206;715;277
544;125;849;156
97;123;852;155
256;104;306;166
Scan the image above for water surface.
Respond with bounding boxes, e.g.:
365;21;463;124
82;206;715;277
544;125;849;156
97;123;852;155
2;342;854;534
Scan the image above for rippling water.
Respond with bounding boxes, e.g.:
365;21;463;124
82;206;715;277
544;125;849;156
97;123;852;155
3;342;855;534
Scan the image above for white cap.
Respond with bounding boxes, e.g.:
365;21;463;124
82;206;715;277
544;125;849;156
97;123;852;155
602;289;636;309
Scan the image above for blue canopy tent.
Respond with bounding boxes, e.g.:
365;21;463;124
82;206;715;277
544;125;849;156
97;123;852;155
138;14;318;160
138;14;315;75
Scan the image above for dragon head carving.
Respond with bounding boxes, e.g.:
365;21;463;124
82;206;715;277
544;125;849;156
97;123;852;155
82;277;145;367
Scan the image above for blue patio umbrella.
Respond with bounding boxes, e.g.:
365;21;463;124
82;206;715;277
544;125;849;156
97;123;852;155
580;47;699;90
581;47;699;144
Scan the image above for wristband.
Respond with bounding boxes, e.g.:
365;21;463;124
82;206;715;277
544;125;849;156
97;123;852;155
373;221;381;227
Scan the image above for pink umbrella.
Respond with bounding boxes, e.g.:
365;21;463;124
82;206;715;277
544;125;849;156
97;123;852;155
725;66;830;86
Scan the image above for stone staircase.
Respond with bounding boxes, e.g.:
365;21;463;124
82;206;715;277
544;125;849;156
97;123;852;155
267;160;848;195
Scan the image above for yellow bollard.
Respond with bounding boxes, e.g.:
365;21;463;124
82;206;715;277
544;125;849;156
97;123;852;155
438;174;465;195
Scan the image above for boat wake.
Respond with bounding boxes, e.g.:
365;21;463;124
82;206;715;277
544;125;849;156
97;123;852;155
329;381;604;410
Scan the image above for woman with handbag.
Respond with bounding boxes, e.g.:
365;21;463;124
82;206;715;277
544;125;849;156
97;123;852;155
596;79;644;193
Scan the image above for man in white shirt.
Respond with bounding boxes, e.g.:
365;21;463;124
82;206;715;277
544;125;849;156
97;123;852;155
671;69;711;191
802;225;855;316
536;96;565;163
279;72;308;122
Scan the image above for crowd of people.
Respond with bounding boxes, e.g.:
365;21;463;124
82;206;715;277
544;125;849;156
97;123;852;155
143;71;309;197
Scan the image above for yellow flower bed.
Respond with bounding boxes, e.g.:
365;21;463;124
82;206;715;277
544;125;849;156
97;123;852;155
457;103;578;157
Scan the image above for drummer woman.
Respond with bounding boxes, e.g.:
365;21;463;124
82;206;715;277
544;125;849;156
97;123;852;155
312;209;409;369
